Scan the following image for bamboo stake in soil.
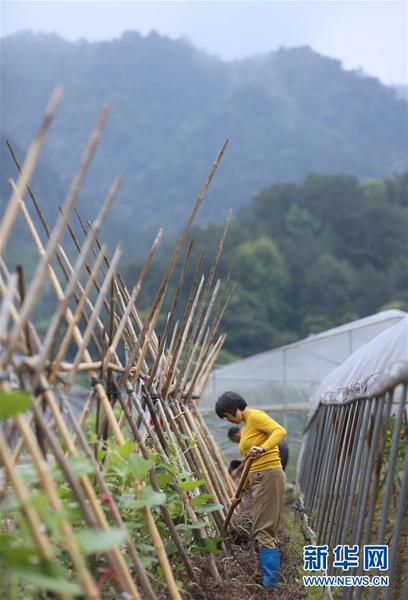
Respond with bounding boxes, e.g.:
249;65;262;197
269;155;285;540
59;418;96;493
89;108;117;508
15;415;101;599
117;391;199;584
130;392;221;581
142;505;183;600
0;433;56;561
0;431;74;600
59;390;158;600
29;383;143;600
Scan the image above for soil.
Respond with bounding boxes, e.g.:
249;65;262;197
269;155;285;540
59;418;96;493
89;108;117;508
186;499;307;600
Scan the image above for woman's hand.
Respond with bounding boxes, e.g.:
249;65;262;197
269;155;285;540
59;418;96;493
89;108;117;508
248;445;266;459
230;496;241;507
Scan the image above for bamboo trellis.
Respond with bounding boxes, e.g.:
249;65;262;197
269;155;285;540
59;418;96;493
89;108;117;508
0;91;237;599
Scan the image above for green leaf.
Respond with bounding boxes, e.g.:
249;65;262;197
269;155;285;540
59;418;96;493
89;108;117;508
0;390;31;419
0;493;20;513
180;479;206;491
10;570;82;596
76;528;127;554
119;441;138;458
28;492;49;512
156;472;173;487
191;536;223;554
66;456;94;478
0;534;37;567
163;464;179;475
175;520;206;531
118;492;136;509
109;450;124;466
191;493;212;506
128;454;153;477
136;542;155;554
194;503;224;514
18;465;40;486
138;554;157;569
123;487;166;509
96;448;107;462
190;520;207;529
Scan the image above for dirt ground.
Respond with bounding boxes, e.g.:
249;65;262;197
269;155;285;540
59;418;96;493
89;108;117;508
187;493;307;600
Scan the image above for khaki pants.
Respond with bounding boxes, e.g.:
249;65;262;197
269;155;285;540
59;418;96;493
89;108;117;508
248;467;285;548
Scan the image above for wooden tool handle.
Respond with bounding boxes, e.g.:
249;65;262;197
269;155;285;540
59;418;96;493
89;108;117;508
223;457;254;531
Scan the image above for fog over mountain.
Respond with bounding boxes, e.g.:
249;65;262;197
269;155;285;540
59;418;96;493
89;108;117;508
1;31;407;253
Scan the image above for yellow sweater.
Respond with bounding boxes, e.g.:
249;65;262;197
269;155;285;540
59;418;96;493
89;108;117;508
239;409;287;472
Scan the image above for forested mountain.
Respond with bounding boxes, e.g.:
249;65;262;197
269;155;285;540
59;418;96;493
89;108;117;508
123;173;408;358
1;31;407;254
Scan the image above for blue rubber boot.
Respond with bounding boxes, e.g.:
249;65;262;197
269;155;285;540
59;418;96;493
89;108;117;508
259;547;280;588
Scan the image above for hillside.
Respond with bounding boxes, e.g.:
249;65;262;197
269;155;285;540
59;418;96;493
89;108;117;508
1;31;407;254
123;172;408;357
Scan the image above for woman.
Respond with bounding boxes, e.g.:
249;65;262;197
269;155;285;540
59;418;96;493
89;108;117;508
216;391;287;589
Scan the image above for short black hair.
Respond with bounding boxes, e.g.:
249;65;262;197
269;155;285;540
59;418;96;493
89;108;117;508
215;391;247;419
227;426;241;441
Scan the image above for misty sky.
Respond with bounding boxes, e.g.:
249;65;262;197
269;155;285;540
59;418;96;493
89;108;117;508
1;1;407;85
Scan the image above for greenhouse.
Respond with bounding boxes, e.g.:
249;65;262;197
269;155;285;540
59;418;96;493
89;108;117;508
201;309;407;474
310;314;408;410
201;309;407;413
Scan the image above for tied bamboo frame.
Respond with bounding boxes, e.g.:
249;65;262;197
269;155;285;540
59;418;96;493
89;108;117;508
1;90;238;599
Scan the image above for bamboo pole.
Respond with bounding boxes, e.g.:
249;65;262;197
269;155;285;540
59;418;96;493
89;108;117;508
183;402;232;511
0;273;18;339
15;415;101;599
117;392;199;583
0;88;62;254
58;205;141;364
142;505;183;600
59;391;158;600
31;176;118;373
0;433;56;559
48;245;107;382
172;403;229;532
6;107;109;358
107;228;163;361
158;400;226;571
2;217;142;599
30;383;142;600
189;401;236;497
71;210;157;367
159;320;179;389
0;433;73;600
1;120;234;593
195;334;228;399
129;304;163;388
176;209;232;392
127;391;221;581
187;282;235;399
70;211;158;365
6;139;105;359
162;274;205;399
179;279;221;395
120;140;228;386
146;241;195;391
63;245;122;391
